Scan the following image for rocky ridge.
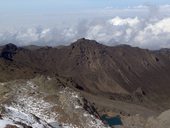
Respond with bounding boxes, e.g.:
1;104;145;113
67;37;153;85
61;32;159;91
0;76;108;128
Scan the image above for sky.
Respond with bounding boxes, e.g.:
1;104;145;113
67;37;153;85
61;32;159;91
1;0;170;49
0;0;170;10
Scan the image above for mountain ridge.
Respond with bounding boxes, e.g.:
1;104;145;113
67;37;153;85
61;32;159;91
1;38;170;116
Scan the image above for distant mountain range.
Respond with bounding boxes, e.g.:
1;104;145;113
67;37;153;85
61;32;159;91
1;38;170;126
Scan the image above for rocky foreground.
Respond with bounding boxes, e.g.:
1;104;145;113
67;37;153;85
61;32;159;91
0;76;108;128
0;76;169;128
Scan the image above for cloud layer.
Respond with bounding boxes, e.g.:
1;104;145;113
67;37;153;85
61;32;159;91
1;5;170;49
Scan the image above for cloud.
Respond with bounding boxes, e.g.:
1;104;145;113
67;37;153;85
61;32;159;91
133;18;170;49
1;5;170;49
109;17;140;26
86;16;170;49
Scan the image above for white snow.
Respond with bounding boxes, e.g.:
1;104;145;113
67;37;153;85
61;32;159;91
0;120;18;128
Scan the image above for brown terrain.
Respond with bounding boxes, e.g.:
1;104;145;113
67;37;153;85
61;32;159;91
1;38;170;121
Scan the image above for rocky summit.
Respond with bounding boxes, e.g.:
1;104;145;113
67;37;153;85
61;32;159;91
1;38;170;128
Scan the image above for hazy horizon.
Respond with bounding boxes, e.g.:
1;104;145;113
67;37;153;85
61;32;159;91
1;0;170;49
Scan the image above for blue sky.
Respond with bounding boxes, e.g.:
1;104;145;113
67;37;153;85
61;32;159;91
1;0;170;12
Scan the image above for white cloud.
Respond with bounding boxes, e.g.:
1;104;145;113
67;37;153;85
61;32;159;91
1;5;170;49
109;16;140;27
85;15;170;49
133;18;170;49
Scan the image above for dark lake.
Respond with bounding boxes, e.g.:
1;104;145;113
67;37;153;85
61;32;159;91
101;115;123;126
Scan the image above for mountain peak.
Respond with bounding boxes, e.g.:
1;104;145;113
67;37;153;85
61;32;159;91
0;43;18;61
73;38;99;45
3;43;18;51
71;38;103;49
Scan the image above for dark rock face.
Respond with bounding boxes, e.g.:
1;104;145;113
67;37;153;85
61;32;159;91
5;125;19;128
0;43;18;61
5;124;32;128
83;98;100;118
